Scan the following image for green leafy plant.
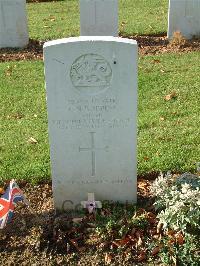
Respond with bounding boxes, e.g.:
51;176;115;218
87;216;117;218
159;233;200;266
151;172;200;232
151;172;200;265
95;202;150;241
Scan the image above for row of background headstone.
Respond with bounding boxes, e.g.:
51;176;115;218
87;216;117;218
0;0;200;48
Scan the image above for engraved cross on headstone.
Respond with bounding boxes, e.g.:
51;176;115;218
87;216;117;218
79;132;108;176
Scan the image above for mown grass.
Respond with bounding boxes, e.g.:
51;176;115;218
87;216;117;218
0;61;50;182
0;52;199;182
28;0;79;41
27;0;168;41
119;0;168;36
138;52;200;174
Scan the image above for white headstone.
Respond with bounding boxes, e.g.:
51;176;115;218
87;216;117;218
168;0;200;39
0;0;29;48
80;0;118;36
44;37;137;211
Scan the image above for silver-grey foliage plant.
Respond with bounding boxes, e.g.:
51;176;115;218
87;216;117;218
151;172;200;232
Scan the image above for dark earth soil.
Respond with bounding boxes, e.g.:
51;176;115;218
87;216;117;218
0;179;155;265
1;34;200;62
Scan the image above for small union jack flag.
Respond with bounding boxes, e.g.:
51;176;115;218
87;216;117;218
0;180;24;229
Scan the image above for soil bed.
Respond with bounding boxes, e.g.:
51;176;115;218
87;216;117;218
1;34;200;62
0;178;156;265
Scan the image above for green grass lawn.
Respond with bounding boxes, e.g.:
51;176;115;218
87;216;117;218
138;52;200;174
0;52;199;182
0;61;50;183
27;0;168;41
119;0;168;36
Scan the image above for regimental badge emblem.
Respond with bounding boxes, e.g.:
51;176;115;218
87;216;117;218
70;54;112;94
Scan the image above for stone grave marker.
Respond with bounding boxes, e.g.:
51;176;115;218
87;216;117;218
44;36;137;211
0;0;29;48
80;0;118;36
168;0;200;39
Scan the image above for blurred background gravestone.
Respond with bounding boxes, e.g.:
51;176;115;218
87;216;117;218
0;0;29;48
80;0;118;36
168;0;200;39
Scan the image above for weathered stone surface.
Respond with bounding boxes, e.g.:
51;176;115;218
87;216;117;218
168;0;200;39
80;0;118;36
0;0;29;48
44;37;137;210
